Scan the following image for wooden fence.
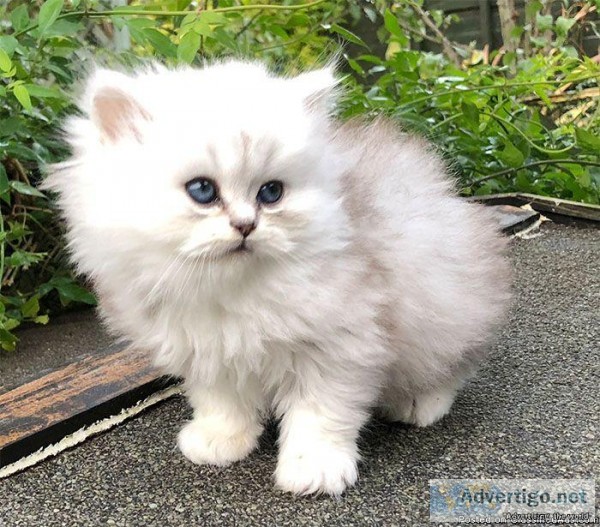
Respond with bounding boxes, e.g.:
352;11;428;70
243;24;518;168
422;0;599;55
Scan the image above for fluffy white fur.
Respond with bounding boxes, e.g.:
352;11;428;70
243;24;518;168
45;60;511;496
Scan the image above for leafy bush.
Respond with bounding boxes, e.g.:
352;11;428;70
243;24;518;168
340;1;600;200
0;0;598;349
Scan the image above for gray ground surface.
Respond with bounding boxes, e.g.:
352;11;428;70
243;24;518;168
1;223;598;526
0;310;113;393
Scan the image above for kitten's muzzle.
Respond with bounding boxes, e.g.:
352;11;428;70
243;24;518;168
224;238;252;257
230;219;256;238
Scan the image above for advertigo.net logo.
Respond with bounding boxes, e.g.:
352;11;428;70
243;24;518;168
429;479;596;524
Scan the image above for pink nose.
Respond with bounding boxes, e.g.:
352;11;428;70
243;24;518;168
230;220;256;238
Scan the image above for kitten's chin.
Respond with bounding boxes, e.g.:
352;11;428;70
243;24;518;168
185;240;281;264
222;241;253;259
205;239;261;262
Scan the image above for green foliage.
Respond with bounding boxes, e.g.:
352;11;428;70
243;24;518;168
0;0;95;351
340;48;600;200
338;1;599;200
0;0;598;350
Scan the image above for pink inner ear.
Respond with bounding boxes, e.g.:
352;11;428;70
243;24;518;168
92;87;151;142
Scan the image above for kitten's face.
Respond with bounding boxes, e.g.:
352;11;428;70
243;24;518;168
58;63;347;274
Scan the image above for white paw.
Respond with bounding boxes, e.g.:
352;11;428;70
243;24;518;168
412;388;455;427
382;387;456;427
177;418;261;466
275;444;358;496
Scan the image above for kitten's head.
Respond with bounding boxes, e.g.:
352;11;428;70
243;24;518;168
46;61;349;281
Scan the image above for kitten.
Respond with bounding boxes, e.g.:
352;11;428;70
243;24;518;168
45;60;511;496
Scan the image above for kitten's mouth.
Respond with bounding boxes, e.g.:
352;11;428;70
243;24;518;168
225;240;252;256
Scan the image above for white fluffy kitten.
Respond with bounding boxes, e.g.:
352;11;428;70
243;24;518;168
45;60;511;496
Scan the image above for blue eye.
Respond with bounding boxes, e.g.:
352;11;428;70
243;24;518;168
186;178;218;204
257;181;284;205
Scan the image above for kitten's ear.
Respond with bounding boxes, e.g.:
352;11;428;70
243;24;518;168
85;70;151;143
291;67;338;112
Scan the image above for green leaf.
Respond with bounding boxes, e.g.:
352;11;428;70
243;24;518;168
503;51;517;66
392;50;419;72
191;18;215;38
287;13;311;27
143;28;177;58
328;24;368;49
526;0;543;18
5;144;43;163
0;36;18;56
55;281;97;305
461;101;479;125
210;28;237;52
11;4;30;32
24;84;63;99
43;19;82;38
33;315;50;326
515;171;536;193
6;222;30;242
124;17;156;31
575;168;591;189
199;11;226;25
0;49;12;73
536;13;553;32
268;25;289;40
555;16;576;36
575;128;600;152
384;9;409;47
38;0;65;35
0;163;9;205
13;84;32;110
10;181;46;198
0;327;18;351
34;314;50;325
179;13;197;29
3;318;20;331
346;57;365;76
21;295;40;318
0;117;24;137
0;65;17;79
6;250;45;268
498;141;525;168
510;25;524;39
178;30;201;64
532;85;552;107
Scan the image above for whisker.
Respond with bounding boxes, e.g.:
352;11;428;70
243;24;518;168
141;252;184;307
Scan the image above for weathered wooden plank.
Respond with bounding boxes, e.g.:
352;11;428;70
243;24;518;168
468;193;600;224
0;346;176;468
486;204;540;234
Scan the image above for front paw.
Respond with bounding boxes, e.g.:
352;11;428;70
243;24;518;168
177;418;261;467
380;386;457;427
275;443;359;496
